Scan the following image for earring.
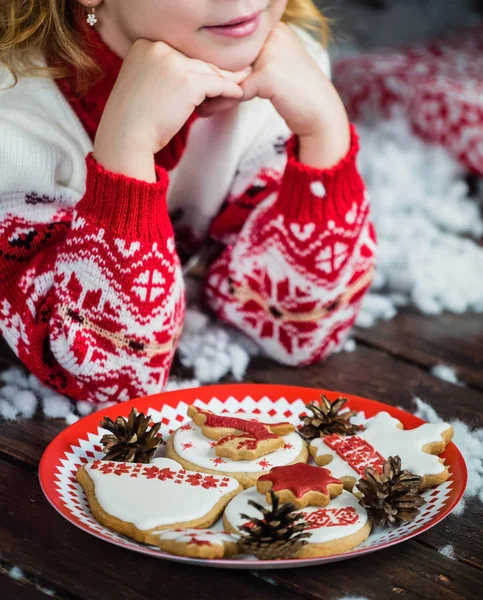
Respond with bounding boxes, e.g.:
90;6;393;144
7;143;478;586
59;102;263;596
86;2;98;27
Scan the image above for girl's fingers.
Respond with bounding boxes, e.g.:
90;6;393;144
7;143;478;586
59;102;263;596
191;59;252;83
195;73;244;105
241;68;275;102
220;66;253;84
241;70;263;102
196;97;241;118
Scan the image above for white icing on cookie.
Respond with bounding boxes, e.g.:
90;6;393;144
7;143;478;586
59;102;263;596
225;488;368;544
84;458;240;530
150;528;238;546
310;411;450;479
172;417;304;473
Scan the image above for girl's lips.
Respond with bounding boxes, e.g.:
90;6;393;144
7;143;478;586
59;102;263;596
203;12;262;39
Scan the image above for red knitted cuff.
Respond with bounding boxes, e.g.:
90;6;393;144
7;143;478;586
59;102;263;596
276;125;365;223
75;153;173;242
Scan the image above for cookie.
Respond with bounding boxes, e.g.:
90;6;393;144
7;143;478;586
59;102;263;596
223;487;371;558
187;406;294;460
147;528;240;559
309;411;453;491
76;458;242;543
257;463;343;509
166;412;308;488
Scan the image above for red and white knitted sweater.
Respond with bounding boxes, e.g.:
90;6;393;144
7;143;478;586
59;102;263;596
0;24;376;404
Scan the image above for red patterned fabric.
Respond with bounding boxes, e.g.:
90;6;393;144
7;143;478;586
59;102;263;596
0;23;376;403
334;26;483;174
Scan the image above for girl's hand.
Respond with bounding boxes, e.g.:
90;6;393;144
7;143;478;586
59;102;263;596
94;40;250;182
242;24;351;169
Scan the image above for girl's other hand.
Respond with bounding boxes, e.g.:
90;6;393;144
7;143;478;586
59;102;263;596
242;24;351;169
94;39;250;181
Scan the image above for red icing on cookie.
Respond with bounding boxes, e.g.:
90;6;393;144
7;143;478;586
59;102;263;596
201;414;277;441
241;506;359;531
258;463;342;498
195;408;290;452
186;535;213;547
302;507;359;528
198;408;290;431
90;462;229;489
324;434;386;475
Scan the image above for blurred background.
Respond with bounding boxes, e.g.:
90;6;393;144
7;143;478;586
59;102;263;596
317;0;482;48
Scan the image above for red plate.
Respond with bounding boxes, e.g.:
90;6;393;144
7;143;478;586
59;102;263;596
39;384;467;569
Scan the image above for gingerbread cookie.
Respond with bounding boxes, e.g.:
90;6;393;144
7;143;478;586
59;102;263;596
257;463;343;509
76;458;242;543
147;528;240;559
309;411;453;491
187;406;294;460
223;487;371;558
167;411;308;488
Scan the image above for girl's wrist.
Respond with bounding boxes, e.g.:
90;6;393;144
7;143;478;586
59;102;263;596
94;133;157;183
298;117;351;170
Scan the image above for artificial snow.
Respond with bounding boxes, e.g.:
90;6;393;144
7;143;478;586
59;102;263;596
439;544;457;560
65;413;80;425
8;565;56;597
0;399;19;420
42;395;74;419
177;308;255;383
343;338;357;353
251;572;279;586
431;365;461;386
0;366;78;422
76;400;94;416
355;118;483;326
12;390;37;418
413;397;483;514
9;566;24;581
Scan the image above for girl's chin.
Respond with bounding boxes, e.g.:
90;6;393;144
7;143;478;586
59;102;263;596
195;34;267;71
205;48;262;71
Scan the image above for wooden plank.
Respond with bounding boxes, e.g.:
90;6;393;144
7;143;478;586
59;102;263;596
0;460;307;600
268;540;482;600
1;459;481;600
0;417;65;469
355;310;483;390
0;336;20;369
417;498;483;571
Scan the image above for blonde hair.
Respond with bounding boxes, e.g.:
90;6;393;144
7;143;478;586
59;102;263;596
0;0;328;91
283;0;329;45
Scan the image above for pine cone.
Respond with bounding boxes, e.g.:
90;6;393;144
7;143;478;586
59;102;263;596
99;408;161;463
239;491;310;560
358;456;426;527
298;395;362;440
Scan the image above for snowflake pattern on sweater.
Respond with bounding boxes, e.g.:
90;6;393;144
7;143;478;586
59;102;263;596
206;132;375;365
0;21;376;403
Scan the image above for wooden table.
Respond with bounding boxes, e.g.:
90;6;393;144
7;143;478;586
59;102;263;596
1;309;482;600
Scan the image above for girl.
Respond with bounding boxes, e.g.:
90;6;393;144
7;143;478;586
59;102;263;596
0;1;376;404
